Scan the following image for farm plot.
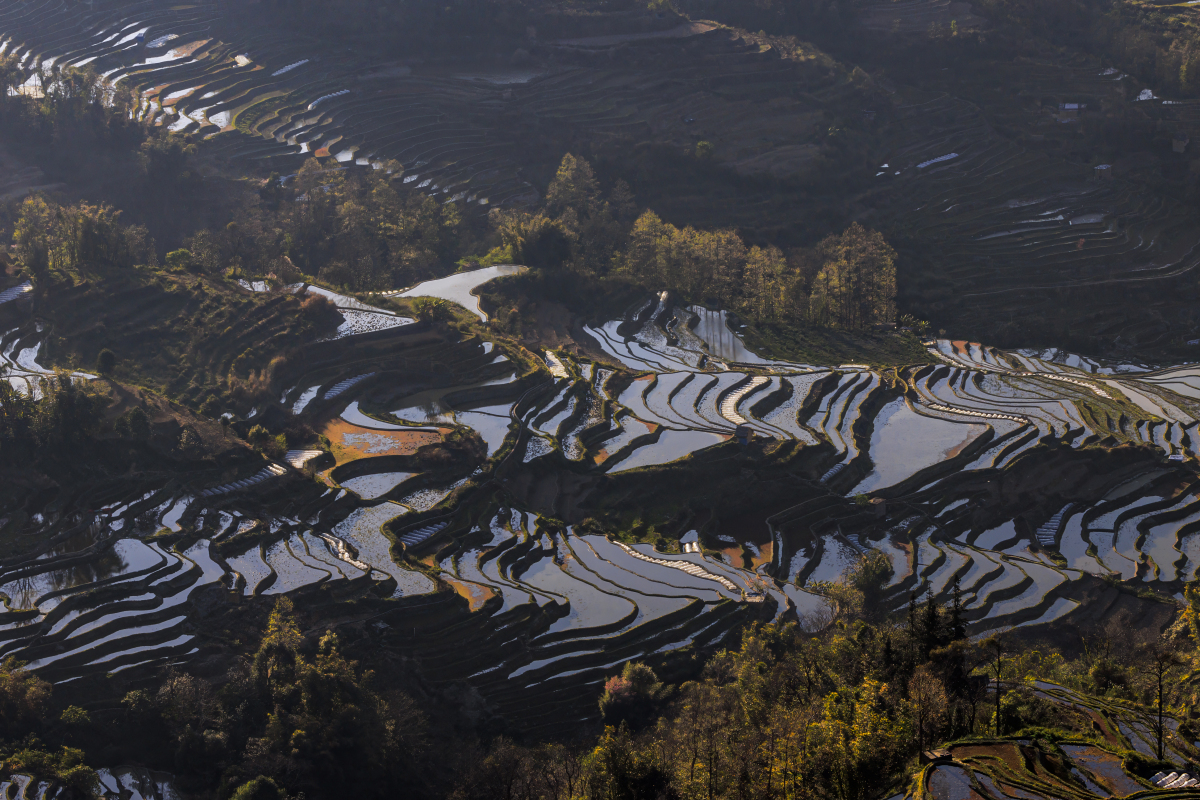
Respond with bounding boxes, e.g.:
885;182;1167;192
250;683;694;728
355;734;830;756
330;503;436;597
428;512;777;705
921;738;1153;800
320;417;444;466
390;266;527;320
0;537;229;681
852;399;988;493
880;65;1200;352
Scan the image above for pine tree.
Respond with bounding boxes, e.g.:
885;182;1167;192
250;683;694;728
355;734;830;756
949;577;966;641
921;590;941;657
907;590;919;656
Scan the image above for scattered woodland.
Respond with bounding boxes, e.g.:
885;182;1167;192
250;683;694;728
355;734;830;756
0;562;1193;799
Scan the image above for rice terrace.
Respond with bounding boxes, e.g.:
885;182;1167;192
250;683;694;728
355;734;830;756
10;0;1200;798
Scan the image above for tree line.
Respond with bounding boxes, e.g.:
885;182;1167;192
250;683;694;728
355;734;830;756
117;598;429;798
495;154;898;330
9;151;896;334
13;198;157;287
228;158;469;291
674;0;1200;104
1;57;895;333
0;554;1187;799
448;558;1197;800
0;372;106;463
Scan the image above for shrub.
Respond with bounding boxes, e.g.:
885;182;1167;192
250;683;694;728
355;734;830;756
231;776;284;800
493;210;571;269
268;433;288;459
0;657;51;734
599;662;664;730
96;348;116;375
165;249;192;272
412;296;454;322
247;425;270;448
300;292;337;321
114;407;150;442
178;426;201;456
60;706;90;726
1121;750;1173;778
2;743;97;794
458;244;515;271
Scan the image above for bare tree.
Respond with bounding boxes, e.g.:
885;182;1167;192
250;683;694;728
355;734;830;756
1138;638;1186;760
909;664;948;751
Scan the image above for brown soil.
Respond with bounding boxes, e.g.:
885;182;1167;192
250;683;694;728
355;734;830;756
1085;710;1124;749
944;424;989;458
443;576;495;612
716;540;772;569
952;743;1026;774
320;418;447;466
517;300;616;366
1064;745;1145;796
594;420;659;464
720;546;744;565
751;540;773;569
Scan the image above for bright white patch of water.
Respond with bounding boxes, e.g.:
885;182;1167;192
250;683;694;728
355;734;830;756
392;265;527;320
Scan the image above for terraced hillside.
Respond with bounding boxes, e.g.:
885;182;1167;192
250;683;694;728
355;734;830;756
504;301;1200;633
6;266;1200;741
8;0;1200;358
13;3;1200;766
918;677;1200;798
922;738;1163;799
867;50;1200;357
858;0;987;34
0;0;854;215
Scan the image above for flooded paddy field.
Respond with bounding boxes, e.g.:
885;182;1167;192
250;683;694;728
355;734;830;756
7;273;1200;741
321;418;445;464
11;3;1200;790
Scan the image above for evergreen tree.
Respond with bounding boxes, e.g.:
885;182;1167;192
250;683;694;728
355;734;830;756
907;590;919;654
949;577;967;641
921;590;941;657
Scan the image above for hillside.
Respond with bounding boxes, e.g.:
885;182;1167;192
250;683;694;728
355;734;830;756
7;1;1200;799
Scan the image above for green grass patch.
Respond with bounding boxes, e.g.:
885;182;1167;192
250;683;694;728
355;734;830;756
38;266;337;410
737;321;935;367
